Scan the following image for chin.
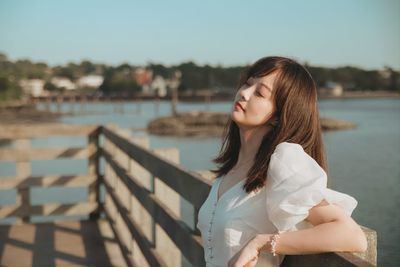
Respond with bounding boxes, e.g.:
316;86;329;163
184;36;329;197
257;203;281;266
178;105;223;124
231;117;246;128
230;111;241;123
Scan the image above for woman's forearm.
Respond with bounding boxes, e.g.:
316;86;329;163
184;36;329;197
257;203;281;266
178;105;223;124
256;220;367;255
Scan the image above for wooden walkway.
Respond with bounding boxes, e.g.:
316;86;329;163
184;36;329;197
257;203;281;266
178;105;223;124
0;124;377;267
0;219;125;267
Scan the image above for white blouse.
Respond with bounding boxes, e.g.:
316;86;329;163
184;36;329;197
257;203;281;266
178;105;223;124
196;142;358;267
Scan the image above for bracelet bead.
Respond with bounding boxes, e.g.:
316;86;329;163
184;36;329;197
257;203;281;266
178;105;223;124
270;233;281;256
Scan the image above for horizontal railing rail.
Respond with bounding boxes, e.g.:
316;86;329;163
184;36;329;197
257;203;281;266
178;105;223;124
0;124;101;224
101;125;212;209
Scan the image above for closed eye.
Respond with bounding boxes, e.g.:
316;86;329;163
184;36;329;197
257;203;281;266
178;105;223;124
255;90;264;97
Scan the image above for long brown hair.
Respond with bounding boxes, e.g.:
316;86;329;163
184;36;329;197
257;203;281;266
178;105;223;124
211;56;328;193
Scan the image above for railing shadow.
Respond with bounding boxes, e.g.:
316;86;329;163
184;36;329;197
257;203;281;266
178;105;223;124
0;220;113;266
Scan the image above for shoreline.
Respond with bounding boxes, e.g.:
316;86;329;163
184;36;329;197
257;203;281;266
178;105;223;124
29;90;400;104
147;111;357;137
318;90;400;99
0;101;64;126
0;92;396;128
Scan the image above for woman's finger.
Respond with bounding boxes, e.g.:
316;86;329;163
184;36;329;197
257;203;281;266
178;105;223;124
244;255;258;267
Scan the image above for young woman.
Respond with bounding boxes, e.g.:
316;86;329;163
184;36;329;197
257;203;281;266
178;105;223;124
196;56;367;267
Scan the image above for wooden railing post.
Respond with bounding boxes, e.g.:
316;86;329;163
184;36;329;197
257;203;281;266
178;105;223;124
0;124;101;223
88;126;101;220
152;148;181;267
115;127;134;257
128;135;155;267
103;124;119;224
15;138;31;224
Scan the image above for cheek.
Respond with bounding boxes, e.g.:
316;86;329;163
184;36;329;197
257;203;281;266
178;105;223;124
247;102;274;122
249;100;273;114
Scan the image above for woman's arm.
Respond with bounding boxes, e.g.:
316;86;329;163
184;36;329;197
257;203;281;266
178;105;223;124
257;199;368;254
228;200;367;267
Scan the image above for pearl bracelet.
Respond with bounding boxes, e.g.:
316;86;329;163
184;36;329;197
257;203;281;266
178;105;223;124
270;233;281;256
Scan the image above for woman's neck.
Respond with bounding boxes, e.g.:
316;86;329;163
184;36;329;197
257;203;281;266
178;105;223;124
237;125;271;166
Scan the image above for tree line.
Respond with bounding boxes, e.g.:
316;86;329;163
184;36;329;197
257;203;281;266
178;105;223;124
0;52;398;101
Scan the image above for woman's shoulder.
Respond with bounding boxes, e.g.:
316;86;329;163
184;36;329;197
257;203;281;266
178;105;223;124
273;141;304;156
272;141;308;170
269;141;326;183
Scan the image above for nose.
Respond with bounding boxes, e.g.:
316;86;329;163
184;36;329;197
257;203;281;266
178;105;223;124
239;85;251;101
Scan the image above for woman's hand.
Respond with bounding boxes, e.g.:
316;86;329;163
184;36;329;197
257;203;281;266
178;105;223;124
227;234;272;267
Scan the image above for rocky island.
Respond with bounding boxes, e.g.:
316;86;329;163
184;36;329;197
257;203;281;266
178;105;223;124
147;111;357;137
0;101;63;125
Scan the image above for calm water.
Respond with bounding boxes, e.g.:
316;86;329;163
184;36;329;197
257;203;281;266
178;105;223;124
0;98;399;265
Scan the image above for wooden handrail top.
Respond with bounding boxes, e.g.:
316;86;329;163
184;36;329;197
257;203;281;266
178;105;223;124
102;125;212;209
0;124;100;139
0;147;90;161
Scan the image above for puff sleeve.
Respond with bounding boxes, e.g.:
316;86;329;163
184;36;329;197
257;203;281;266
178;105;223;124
265;142;358;232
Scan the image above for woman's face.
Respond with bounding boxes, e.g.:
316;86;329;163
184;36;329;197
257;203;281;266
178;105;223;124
231;72;277;128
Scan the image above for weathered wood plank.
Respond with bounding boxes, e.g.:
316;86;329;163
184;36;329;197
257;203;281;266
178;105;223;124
15;138;32;223
103;207;136;267
0;219;125;267
0;202;96;218
0;124;99;139
103;178;166;267
102;125;211;209
281;251;375;267
101;148;205;267
87;127;101;219
0;174;96;190
153;148;182;267
0;147;90;161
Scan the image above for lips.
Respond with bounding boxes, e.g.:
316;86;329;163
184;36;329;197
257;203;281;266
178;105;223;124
235;101;245;111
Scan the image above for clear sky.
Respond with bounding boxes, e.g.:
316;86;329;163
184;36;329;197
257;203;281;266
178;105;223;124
0;0;399;70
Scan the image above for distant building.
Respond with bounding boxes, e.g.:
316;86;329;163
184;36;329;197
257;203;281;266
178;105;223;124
378;67;393;80
19;79;45;97
151;75;167;97
319;81;344;97
51;77;76;90
77;75;104;89
134;68;153;94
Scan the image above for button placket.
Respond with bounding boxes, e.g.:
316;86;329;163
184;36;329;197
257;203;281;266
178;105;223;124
207;200;218;260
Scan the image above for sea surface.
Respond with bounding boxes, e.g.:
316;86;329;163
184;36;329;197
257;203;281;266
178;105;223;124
0;98;399;265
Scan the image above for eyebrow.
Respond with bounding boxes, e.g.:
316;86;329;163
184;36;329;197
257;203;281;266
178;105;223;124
259;82;272;92
248;77;272;92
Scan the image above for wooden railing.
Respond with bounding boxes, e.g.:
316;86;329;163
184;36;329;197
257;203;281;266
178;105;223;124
0;124;377;267
0;124;100;224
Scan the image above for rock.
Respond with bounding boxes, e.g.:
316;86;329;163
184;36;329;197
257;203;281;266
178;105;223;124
147;111;357;136
320;117;357;131
0;102;63;125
